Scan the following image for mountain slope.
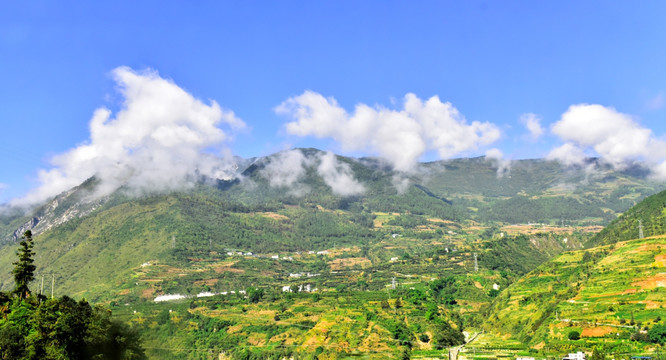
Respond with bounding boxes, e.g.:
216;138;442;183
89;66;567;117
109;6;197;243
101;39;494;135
482;235;666;351
0;149;664;302
588;189;666;247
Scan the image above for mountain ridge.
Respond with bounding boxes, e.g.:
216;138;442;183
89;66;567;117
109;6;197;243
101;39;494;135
2;149;662;244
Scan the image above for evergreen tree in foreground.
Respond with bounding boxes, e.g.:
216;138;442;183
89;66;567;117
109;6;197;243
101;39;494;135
12;230;36;300
0;229;147;359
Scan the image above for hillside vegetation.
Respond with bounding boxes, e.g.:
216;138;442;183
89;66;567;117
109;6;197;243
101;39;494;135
589;189;666;247
483;236;666;355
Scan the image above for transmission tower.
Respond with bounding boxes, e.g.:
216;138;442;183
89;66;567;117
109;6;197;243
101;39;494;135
37;272;56;298
639;220;644;239
474;253;478;272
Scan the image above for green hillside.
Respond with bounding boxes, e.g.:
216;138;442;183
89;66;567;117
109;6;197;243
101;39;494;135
482;236;666;356
588;189;666;247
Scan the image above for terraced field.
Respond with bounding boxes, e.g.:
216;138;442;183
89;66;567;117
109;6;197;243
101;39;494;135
484;236;666;356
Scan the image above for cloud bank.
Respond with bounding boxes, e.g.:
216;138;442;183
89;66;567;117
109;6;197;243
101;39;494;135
276;91;500;172
547;104;666;178
12;67;245;207
259;149;365;197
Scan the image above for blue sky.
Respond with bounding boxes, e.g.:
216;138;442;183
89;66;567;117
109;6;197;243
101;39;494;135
2;1;666;204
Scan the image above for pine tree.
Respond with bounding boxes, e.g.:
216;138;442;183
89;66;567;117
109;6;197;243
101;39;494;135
13;230;36;300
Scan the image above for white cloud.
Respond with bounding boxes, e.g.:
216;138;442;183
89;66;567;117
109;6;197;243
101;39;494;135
276;91;500;172
520;113;543;140
258;149;314;196
316;152;365;196
391;174;411;194
548;104;666;179
546;143;587;167
652;161;666;180
550;104;663;167
258;149;365;197
12;67;245;206
485;148;511;178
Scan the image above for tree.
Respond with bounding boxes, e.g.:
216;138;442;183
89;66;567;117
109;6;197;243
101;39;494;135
247;287;264;303
13;230;36;300
433;321;465;349
568;330;581;340
648;324;666;344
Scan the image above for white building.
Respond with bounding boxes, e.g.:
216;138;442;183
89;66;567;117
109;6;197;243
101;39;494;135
563;352;586;360
154;294;186;302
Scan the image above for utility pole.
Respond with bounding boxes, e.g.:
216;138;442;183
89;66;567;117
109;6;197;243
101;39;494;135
172;236;176;249
474;253;478;272
51;273;55;298
638;220;644;239
391;277;396;290
40;274;44;295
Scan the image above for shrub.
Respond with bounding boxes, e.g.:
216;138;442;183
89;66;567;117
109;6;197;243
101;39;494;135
567;330;580;340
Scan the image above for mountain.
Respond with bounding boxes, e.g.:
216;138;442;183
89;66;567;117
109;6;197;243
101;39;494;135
0;149;663;303
0;149;664;359
3;150;662;243
587;189;666;247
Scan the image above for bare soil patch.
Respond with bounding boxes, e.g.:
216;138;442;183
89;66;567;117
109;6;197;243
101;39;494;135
141;288;155;299
582;326;614;337
655;254;666;267
329;257;372;270
256;212;289;221
214;265;244;274
632;273;666;289
194;279;219;286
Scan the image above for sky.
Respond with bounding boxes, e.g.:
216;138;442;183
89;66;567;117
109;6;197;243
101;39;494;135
1;1;666;205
